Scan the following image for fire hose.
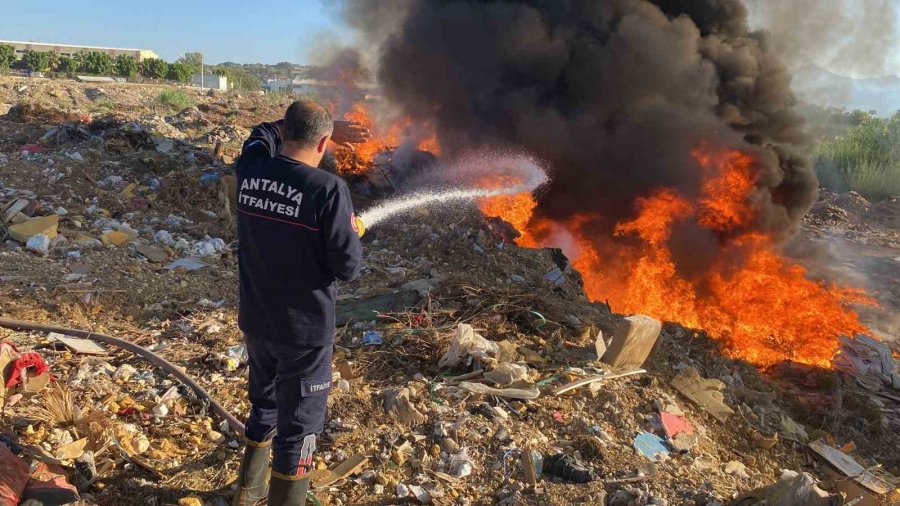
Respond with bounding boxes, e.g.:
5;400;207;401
0;318;246;436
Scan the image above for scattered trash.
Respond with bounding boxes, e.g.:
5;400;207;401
450;448;474;478
25;234;50;254
601;315;661;369
362;330;384;346
7;215;59;243
552;368;645;395
49;333;107;355
521;447;543;486
383;387;427;426
660;410;697;451
834;334;900;390
808;439;895;494
0;443;30;506
543;453;597;483
135;244;169;263
633;432;670;462
724;460;749;479
483;362;528;385
670;367;734;422
457;381;540;400
542;267;565;286
165;257;210;271
732;469;840;506
438;323;500;368
309;454;368;488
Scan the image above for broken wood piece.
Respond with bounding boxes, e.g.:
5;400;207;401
808;440;895;494
457;381;540;400
601;315;661;369
49;334;107;355
311;453;368;489
670;367;734;422
551;369;645;395
54;438;88;460
521;446;540;486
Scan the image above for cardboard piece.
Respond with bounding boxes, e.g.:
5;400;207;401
601;315;661;369
670;367;734;422
50;333;107;355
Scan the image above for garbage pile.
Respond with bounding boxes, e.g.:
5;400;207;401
1;77;899;505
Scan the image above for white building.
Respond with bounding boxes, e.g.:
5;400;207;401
0;39;160;62
193;73;228;91
265;78;377;95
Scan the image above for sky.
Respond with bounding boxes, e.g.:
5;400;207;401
0;0;345;65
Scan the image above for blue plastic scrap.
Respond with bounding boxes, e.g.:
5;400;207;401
362;330;384;346
633;432;671;462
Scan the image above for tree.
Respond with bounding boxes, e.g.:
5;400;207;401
22;50;51;72
69;52;87;74
141;58;169;80
83;51;115;75
167;62;193;83
177;52;203;74
0;44;15;70
57;56;77;75
115;54;138;78
46;52;60;72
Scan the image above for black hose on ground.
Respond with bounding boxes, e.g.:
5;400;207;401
0;318;246;436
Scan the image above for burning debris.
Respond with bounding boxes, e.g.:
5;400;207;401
339;0;876;368
1;53;900;505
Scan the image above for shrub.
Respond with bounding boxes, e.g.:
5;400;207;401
115;55;138;78
167;62;193;83
82;51;115;75
156;89;194;110
141;58;169;80
22;50;51;72
0;44;14;69
813;115;900;201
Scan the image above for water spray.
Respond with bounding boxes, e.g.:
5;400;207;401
359;153;548;228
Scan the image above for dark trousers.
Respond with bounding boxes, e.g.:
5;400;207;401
243;334;332;476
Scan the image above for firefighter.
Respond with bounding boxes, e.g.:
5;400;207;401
232;100;368;506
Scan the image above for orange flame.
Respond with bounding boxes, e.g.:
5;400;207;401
335;102;442;175
479;145;875;368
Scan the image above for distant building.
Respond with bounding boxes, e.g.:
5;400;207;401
193;73;228;91
0;39;160;62
264;78;376;95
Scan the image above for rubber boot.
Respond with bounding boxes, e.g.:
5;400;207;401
232;439;272;506
268;473;310;506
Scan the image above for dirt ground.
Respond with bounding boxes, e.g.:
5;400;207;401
1;77;899;506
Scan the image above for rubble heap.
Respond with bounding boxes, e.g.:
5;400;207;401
1;77;899;505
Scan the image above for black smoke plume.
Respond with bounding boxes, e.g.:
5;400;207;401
343;0;818;267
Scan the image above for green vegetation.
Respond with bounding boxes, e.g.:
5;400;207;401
155;89;194;110
22;50;50;72
0;44;14;70
141;58;169;80
82;51;115;75
115;54;139;78
167;62;193;83
210;65;260;91
176;52;203;74
814;114;900;201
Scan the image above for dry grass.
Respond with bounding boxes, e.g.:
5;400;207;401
37;383;82;427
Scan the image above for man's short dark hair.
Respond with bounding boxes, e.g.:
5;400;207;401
283;100;333;147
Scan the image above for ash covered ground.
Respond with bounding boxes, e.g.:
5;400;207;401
0;78;898;505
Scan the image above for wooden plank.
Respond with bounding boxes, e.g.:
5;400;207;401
551;369;646;395
312;453;368;488
808;440;895;494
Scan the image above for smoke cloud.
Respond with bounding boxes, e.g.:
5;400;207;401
745;0;900;78
342;0;818;271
